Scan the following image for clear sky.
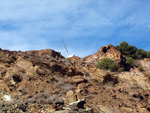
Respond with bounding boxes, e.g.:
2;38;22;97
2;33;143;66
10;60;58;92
0;0;150;57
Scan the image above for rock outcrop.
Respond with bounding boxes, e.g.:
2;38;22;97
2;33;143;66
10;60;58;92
82;44;126;66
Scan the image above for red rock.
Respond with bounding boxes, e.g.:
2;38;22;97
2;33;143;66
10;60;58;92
70;56;81;61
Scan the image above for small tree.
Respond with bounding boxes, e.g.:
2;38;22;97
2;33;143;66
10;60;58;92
96;58;118;72
147;51;150;58
116;41;137;58
116;41;129;55
127;45;137;58
136;49;147;59
126;57;134;66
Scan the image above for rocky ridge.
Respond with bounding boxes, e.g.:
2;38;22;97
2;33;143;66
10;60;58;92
27;49;65;60
82;44;126;67
0;45;150;113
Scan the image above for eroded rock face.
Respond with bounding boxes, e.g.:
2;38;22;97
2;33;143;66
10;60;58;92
27;49;65;60
135;58;150;72
82;44;125;66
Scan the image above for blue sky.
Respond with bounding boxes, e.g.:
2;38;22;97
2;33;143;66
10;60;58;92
0;0;150;57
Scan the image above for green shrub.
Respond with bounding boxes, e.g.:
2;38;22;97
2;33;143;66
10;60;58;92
136;49;147;59
96;58;118;72
147;51;150;58
110;63;119;72
116;41;149;59
138;66;143;71
126;57;134;66
116;41;137;58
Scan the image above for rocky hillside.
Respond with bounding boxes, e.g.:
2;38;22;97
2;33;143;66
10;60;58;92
0;45;150;113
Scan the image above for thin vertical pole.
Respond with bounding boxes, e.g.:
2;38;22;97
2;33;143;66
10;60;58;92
62;38;69;57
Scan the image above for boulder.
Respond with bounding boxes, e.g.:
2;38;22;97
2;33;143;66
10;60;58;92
64;90;77;106
71;76;87;85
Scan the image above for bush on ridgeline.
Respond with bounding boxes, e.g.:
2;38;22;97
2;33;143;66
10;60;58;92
116;41;149;59
96;58;119;72
136;49;147;59
116;41;137;59
127;45;138;58
116;41;128;55
147;51;150;58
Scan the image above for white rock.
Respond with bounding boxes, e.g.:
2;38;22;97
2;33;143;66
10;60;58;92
3;94;12;101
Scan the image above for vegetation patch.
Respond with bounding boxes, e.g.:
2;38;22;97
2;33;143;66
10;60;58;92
96;58;119;72
116;41;150;59
126;57;134;66
118;67;125;72
138;66;143;71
